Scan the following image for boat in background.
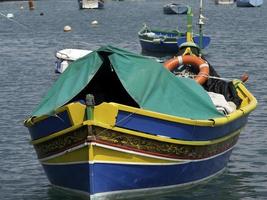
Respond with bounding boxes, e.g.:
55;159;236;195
78;0;104;9
236;0;263;7
215;0;234;5
55;49;92;73
139;5;210;55
55;48;164;74
24;44;257;199
138;24;210;54
163;3;188;14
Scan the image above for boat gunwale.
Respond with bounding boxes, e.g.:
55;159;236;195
30;115;243;147
26;81;257;139
137;25;184;38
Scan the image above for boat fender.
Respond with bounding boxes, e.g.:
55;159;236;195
163;55;209;85
240;73;249;83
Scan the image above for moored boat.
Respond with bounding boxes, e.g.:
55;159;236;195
138;24;210;54
163;3;188;15
215;0;235;5
24;44;257;199
139;5;210;55
78;0;104;9
55;48;92;74
236;0;263;7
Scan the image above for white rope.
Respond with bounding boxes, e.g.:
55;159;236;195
115;112;136;126
0;11;30;30
206;75;233;81
92;111;137;137
174;72;234;81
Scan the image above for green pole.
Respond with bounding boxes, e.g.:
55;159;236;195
86;94;95;120
186;6;193;42
198;0;204;53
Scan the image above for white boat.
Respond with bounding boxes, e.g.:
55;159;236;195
163;3;188;15
215;0;234;4
55;49;92;73
78;0;104;9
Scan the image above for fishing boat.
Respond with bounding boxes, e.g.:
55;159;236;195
78;0;104;9
163;3;188;15
55;49;92;74
138;6;210;54
138;24;210;54
236;0;263;7
24;43;257;199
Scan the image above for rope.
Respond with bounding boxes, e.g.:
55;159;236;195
115;112;136;126
91;110;137;136
0;11;30;30
43;108;138;140
174;72;235;82
53;113;67;123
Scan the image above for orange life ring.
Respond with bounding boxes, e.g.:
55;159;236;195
163;55;209;85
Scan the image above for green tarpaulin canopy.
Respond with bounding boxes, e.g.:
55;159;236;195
32;45;223;120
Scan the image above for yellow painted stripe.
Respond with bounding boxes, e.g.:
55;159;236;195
90;144;181;163
93;81;257;127
41;145;89;164
84;120;243;146
41;143;179;164
24;102;86;127
94;102;213;127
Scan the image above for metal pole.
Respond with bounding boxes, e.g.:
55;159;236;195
198;0;204;52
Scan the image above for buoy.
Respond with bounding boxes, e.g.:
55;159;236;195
6;13;14;19
20;6;24;9
240;73;249;83
91;20;98;25
40;12;44;16
64;25;72;32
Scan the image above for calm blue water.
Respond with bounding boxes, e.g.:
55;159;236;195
0;0;266;199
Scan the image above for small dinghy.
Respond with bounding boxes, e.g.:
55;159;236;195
78;0;104;9
55;49;92;73
215;0;234;5
163;3;188;15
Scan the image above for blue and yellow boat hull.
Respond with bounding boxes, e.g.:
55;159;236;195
24;81;257;198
